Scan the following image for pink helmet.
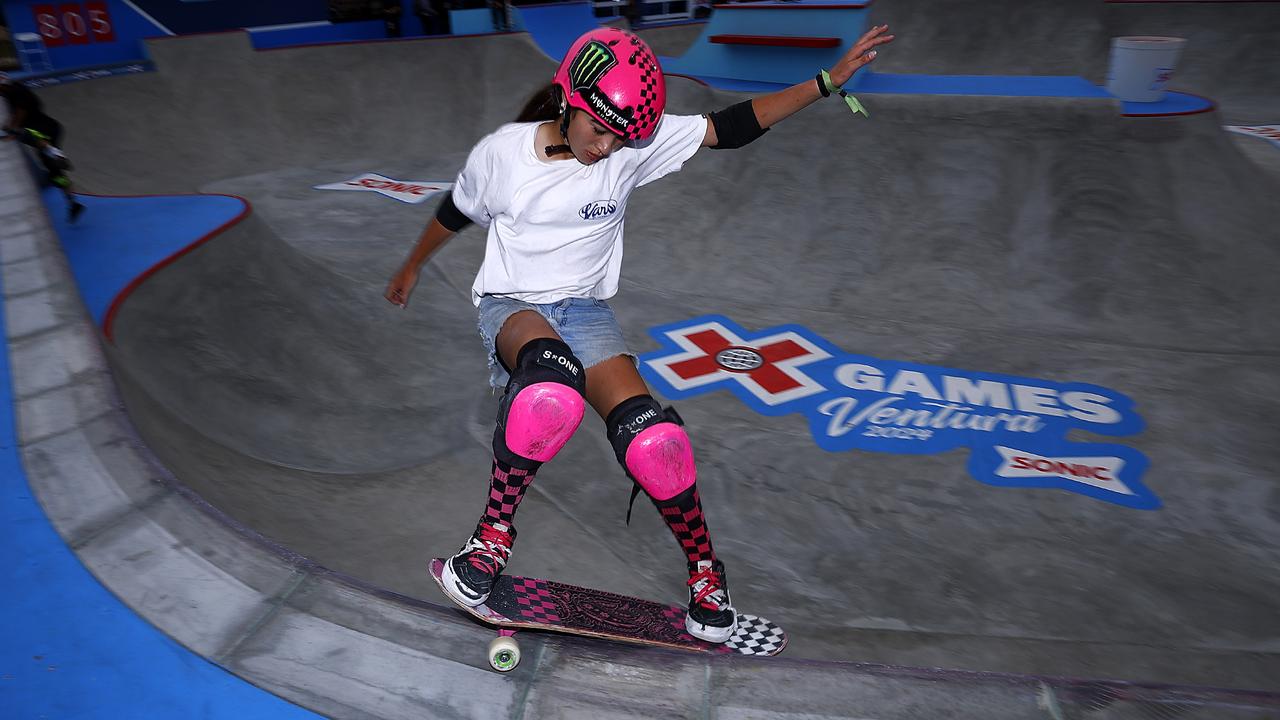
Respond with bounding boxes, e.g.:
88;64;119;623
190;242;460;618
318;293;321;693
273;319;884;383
553;28;666;142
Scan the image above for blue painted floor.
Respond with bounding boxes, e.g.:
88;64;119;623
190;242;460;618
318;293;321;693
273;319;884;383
48;191;248;326
1;187;319;719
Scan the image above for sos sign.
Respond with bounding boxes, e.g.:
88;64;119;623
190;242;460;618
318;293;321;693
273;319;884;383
31;3;116;47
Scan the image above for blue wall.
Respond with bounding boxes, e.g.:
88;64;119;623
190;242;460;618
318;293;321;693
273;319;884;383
124;0;328;35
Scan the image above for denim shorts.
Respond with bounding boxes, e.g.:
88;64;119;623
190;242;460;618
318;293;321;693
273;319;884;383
477;295;634;388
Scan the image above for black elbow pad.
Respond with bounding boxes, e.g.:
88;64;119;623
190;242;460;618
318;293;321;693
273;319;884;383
435;192;473;232
706;100;769;150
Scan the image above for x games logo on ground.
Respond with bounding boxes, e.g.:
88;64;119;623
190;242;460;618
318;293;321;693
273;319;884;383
640;315;1157;510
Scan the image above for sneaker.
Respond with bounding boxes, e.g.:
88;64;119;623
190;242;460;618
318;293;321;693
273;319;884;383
685;559;737;643
440;520;516;607
42;145;71;171
68;200;85;223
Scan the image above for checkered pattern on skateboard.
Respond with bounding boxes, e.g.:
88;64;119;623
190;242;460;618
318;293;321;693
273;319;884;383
509;577;561;623
662;607;785;655
723;614;787;656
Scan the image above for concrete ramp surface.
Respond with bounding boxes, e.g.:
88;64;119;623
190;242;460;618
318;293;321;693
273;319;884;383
21;22;1280;718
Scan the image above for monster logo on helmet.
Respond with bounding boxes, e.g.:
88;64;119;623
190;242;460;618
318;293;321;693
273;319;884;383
567;41;617;94
567;41;633;134
554;28;667;142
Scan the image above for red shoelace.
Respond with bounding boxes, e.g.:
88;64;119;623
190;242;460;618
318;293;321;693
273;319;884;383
466;524;513;575
688;565;727;610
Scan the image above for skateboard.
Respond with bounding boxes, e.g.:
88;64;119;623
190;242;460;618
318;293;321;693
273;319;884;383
429;558;787;671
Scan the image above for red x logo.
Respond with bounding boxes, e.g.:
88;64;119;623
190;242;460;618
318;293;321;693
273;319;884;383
646;321;830;406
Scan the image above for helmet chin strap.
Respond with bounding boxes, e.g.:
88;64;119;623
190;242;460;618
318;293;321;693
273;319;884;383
544;101;573;157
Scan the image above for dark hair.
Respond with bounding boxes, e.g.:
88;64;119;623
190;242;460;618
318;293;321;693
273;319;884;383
516;83;563;123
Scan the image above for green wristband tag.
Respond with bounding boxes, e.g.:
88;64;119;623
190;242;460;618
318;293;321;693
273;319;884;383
820;69;869;118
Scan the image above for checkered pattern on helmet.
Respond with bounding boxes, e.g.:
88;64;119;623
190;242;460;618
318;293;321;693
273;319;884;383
512;577;562;623
657;488;715;564
485;459;535;525
625;47;663;140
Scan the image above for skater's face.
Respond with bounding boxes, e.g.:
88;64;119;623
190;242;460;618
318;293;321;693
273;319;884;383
565;110;625;165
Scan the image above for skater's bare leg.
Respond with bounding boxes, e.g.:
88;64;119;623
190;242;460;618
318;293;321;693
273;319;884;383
496;310;560;368
585;354;649;417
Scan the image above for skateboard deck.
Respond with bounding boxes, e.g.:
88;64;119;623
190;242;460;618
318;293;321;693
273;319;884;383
430;558;786;663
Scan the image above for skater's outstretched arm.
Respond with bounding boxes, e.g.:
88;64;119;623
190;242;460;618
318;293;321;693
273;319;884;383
701;24;894;148
385;216;457;308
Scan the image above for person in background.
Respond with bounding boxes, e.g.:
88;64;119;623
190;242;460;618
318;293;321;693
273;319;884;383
0;73;84;222
416;0;449;35
489;0;509;32
375;0;404;37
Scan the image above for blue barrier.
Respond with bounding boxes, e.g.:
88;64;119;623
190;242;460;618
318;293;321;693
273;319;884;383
250;20;389;50
449;7;525;36
514;1;596;60
662;0;871;86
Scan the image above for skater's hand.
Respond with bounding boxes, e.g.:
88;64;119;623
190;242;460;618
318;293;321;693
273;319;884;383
827;24;894;87
385;264;420;308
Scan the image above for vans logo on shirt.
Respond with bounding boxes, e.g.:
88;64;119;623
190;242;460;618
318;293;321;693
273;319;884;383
579;199;618;221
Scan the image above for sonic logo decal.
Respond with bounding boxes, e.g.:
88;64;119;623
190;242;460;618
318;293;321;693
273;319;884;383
641;315;1157;510
314;173;451;204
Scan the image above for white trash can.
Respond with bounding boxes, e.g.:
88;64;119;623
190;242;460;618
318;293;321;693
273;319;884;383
1106;36;1187;102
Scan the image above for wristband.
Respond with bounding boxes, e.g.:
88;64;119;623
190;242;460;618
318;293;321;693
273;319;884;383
814;72;831;98
818;69;869;118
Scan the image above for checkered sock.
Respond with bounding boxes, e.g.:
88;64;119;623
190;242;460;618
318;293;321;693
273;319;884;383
483;454;539;526
654;486;717;567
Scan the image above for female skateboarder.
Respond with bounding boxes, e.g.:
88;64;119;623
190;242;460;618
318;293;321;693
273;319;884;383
386;24;893;642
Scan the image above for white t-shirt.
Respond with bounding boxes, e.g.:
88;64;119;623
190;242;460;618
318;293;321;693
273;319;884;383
451;113;707;305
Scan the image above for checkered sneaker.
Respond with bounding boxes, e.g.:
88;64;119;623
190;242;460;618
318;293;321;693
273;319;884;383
723;614;787;655
512;577;562;623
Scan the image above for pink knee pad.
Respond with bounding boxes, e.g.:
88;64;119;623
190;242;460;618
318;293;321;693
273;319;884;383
503;382;586;462
624;423;696;502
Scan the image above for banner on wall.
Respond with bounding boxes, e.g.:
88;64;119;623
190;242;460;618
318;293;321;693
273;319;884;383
6;0;164;73
640;315;1157;510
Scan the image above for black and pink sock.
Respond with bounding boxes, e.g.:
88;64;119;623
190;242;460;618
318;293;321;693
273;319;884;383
483;455;539;527
654;486;717;568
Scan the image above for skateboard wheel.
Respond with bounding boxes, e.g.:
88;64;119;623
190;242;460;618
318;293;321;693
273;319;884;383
488;635;521;672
